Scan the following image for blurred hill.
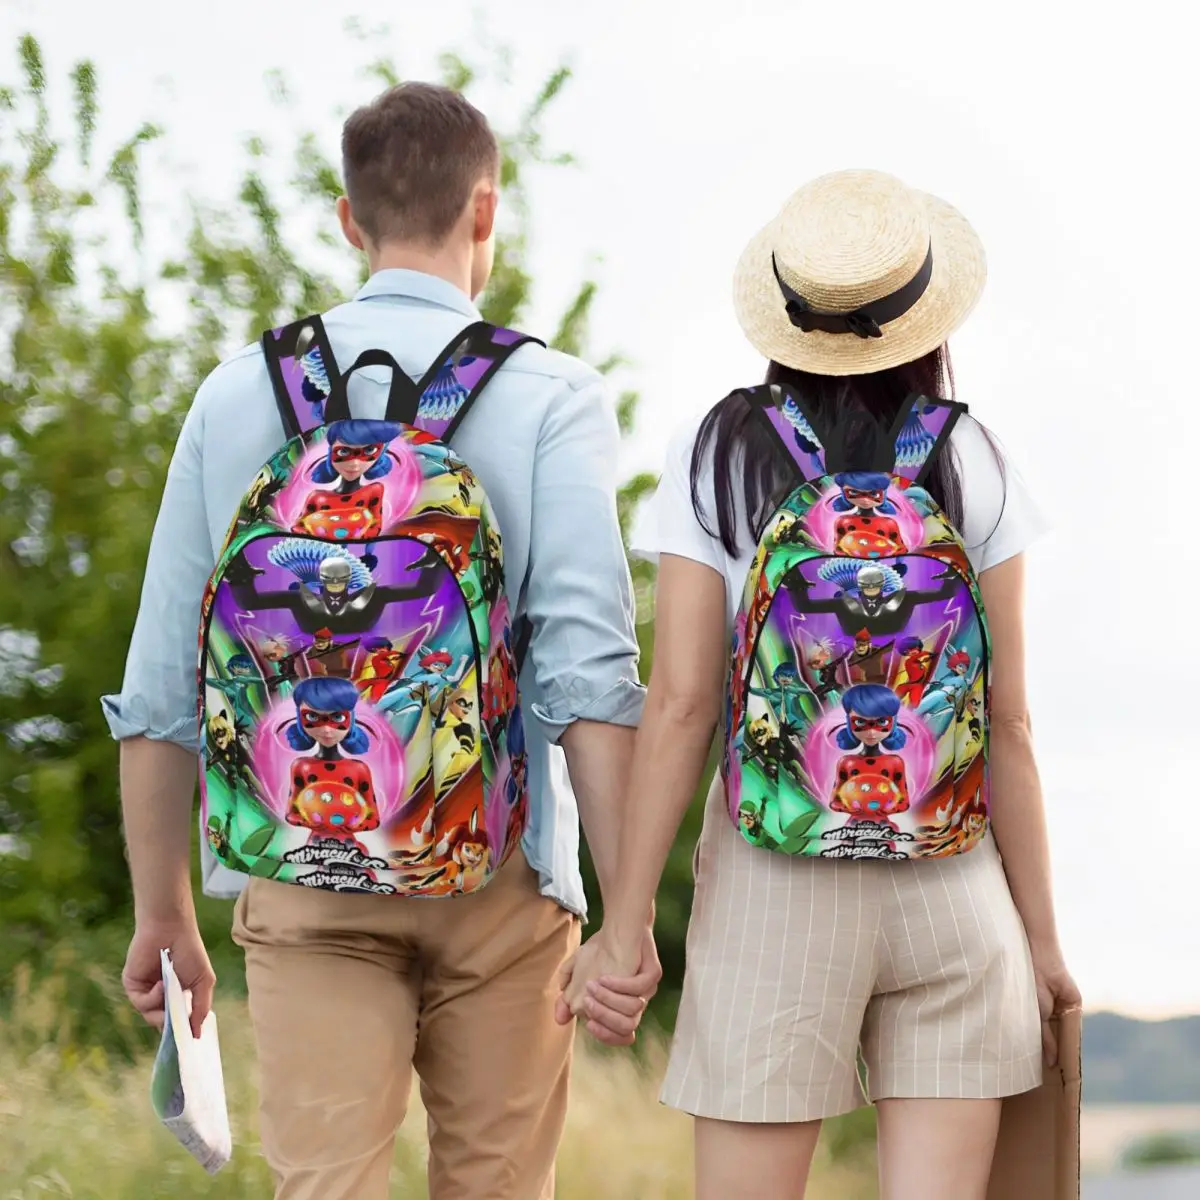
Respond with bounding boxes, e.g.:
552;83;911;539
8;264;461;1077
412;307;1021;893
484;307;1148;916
1085;1013;1200;1105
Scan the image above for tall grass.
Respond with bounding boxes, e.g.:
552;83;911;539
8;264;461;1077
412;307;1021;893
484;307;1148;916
0;964;878;1198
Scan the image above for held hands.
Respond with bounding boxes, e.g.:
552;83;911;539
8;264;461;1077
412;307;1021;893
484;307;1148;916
554;925;661;1047
123;919;215;1040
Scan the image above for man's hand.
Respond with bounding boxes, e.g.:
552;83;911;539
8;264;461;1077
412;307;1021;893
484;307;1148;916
555;925;661;1047
123;919;215;1040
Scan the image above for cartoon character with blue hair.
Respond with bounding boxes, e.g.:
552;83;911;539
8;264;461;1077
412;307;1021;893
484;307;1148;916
748;662;812;731
830;684;910;823
284;677;378;840
205;653;259;731
293;418;402;541
831;470;907;558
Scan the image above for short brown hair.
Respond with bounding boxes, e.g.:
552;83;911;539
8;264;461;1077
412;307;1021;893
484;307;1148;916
341;82;499;246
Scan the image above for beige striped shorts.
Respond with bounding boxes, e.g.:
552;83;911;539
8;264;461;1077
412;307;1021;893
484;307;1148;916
661;779;1043;1123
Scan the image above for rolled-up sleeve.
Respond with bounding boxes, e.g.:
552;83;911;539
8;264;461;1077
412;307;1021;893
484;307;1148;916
100;388;217;753
524;374;646;741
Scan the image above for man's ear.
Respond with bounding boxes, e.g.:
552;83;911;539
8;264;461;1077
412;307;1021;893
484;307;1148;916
337;196;366;251
472;180;497;244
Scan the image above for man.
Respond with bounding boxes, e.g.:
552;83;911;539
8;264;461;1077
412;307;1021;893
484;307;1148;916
104;82;659;1200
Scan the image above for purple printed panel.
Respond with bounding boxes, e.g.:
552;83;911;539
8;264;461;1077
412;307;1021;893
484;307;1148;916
731;550;989;858
414;351;497;441
762;403;826;480
269;323;336;436
892;398;956;481
412;326;532;439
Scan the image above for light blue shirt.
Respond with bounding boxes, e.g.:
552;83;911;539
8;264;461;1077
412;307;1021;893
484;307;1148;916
101;269;645;917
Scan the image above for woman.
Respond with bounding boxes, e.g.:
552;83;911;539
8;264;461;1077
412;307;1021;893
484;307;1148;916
561;170;1079;1200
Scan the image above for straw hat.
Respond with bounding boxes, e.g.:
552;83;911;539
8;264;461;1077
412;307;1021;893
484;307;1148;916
732;169;986;376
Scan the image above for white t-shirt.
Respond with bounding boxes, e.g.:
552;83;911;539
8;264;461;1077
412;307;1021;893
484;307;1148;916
632;410;1048;623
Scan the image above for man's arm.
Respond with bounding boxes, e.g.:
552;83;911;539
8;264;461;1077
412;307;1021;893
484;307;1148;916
558;721;634;906
102;392;219;1037
522;371;646;909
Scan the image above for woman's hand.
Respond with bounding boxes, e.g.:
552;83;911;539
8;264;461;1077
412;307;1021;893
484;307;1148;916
1030;943;1082;1066
555;925;660;1046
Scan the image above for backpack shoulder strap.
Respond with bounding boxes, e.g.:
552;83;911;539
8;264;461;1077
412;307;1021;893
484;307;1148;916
742;383;828;484
262;315;342;440
887;394;968;486
404;322;544;441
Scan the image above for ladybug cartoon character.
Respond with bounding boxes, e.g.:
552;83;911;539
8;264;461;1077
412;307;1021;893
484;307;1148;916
293;419;402;541
830;471;907;558
284;677;378;843
830;683;910;825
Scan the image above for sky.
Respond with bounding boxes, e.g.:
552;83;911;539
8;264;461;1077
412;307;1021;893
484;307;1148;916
2;0;1197;1017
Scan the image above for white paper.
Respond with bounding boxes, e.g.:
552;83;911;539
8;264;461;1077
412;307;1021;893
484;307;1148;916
149;948;232;1174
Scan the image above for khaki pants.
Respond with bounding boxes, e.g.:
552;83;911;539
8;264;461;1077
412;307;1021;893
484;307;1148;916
232;851;581;1200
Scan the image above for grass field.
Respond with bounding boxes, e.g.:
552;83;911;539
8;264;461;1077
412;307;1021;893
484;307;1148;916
0;962;878;1199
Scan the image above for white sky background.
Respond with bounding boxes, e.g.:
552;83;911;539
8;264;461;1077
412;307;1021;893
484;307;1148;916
2;0;1197;1017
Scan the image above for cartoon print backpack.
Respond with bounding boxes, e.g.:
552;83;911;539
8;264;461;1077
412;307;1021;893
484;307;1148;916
198;316;541;896
725;384;991;861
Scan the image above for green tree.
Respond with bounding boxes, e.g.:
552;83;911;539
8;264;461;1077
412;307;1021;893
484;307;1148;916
0;31;702;1039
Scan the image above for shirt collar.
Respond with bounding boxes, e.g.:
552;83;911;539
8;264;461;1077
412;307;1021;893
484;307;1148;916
354;268;481;319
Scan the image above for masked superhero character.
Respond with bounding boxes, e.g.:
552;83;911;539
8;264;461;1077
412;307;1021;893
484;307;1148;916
205;708;260;795
830;683;910;826
261;636;302;693
738;800;766;843
830;471;907;558
792;558;962;637
482;634;518;732
434;693;480;794
894;635;936;705
240;463;286;527
355;636;407;704
380;645;471;716
743;714;803;785
471;524;504;605
284;676;378;844
917;647;974;736
293;419;403;542
205;653;259;731
748;662;812;730
805;636;852;701
244;539;441;636
266;540;377;619
408;809;491;895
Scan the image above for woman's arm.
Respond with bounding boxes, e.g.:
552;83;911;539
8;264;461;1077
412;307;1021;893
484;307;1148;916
561;553;727;1010
979;553;1081;1061
979;555;1055;942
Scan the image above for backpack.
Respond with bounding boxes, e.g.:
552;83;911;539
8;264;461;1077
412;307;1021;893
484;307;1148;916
724;384;990;861
198;315;541;896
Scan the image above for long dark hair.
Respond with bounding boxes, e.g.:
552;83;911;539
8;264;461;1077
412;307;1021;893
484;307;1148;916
690;344;1001;556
